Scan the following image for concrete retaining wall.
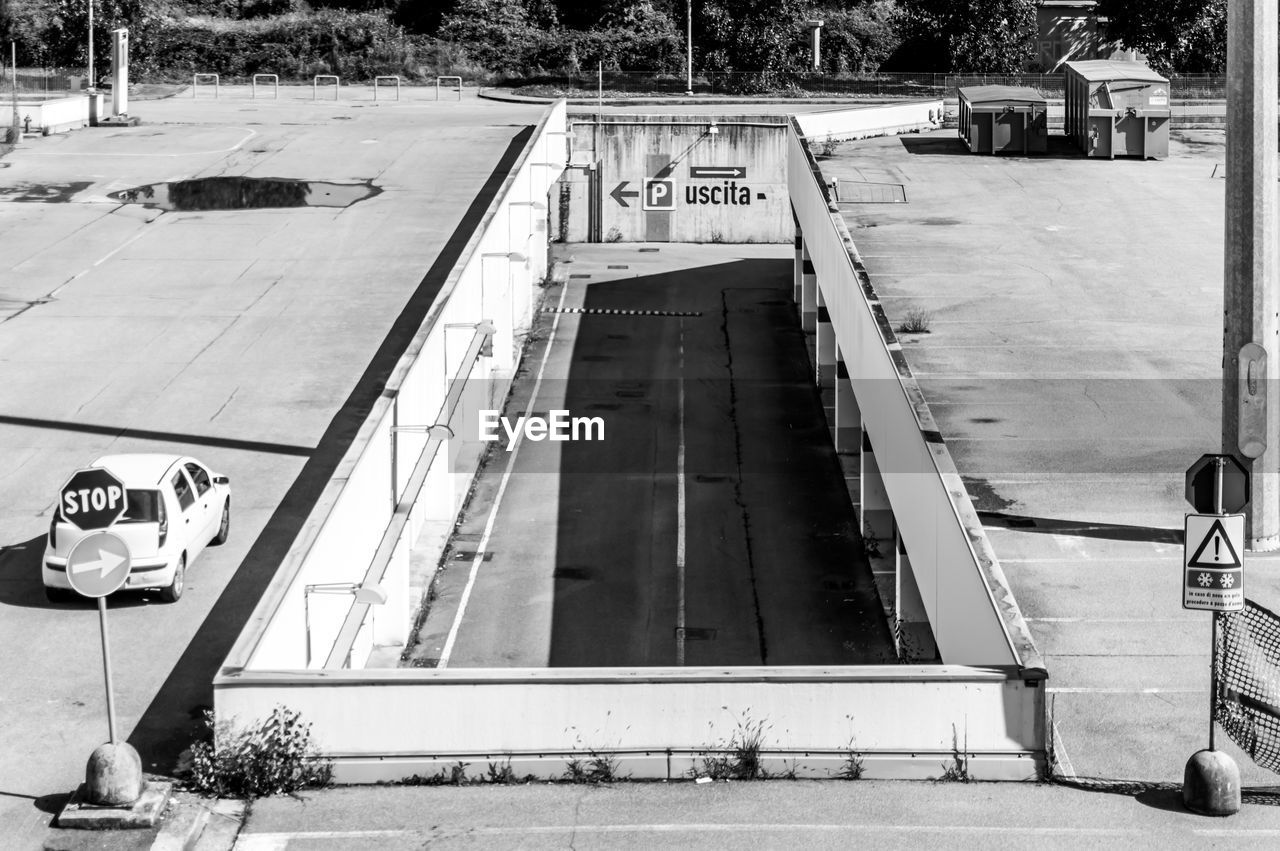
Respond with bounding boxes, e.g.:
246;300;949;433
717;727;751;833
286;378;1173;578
564;114;792;244
17;94;101;134
793;100;944;141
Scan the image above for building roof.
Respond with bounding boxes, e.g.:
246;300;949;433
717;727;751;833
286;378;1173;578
1063;60;1168;84
957;85;1048;105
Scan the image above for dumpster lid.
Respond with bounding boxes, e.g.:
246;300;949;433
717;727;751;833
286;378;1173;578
957;85;1047;105
1063;59;1168;84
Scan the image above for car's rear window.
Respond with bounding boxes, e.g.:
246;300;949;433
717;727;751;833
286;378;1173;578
117;489;161;523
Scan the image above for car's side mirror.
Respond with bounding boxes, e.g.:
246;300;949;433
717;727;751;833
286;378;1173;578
213;475;230;485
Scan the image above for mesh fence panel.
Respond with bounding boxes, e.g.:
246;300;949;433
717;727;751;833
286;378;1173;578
1218;598;1280;775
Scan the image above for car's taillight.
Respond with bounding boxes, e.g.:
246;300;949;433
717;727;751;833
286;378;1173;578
158;502;168;547
49;516;57;549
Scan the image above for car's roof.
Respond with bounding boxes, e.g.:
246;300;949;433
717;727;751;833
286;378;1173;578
89;453;187;486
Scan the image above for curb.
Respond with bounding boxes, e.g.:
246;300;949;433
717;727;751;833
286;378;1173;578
152;793;245;850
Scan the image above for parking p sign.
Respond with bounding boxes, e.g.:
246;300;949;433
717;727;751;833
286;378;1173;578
643;178;675;211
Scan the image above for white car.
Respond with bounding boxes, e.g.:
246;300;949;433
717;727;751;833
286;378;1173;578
43;454;231;603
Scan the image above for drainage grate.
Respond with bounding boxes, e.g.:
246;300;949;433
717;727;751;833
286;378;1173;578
554;565;594;581
607;264;630;269
454;550;494;561
639;247;660;253
675;627;717;641
569;274;592;279
543;307;702;317
695;475;728;483
834;181;908;204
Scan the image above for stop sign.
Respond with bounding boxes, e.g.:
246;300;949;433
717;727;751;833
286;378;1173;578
1185;454;1250;515
59;467;128;531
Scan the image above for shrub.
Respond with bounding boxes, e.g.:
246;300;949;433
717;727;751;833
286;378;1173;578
188;705;333;799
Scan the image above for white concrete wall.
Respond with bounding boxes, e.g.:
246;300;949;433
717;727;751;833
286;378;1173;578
226;100;567;673
18;94;98;134
215;666;1044;782
787;121;1043;673
793;100;944;141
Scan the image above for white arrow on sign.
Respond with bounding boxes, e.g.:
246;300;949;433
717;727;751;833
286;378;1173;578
70;546;128;580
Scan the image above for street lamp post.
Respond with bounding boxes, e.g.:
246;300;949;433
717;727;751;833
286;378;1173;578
87;0;94;90
685;0;693;96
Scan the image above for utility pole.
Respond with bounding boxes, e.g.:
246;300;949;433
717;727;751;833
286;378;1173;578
685;0;693;96
1222;0;1279;552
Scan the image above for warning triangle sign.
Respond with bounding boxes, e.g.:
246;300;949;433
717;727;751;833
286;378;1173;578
1189;517;1243;569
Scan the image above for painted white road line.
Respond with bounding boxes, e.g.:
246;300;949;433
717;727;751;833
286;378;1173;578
234;823;1280;847
676;319;687;666
1046;687;1205;694
437;280;570;668
27;126;258;158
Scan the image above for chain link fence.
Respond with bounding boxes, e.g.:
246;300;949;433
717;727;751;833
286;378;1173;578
503;70;1233;101
1219;598;1280;775
0;67;87;98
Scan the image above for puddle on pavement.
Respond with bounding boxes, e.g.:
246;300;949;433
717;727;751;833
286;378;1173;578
107;176;381;211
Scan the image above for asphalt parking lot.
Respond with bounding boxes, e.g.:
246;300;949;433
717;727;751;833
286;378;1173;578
822;127;1280;785
0;86;545;848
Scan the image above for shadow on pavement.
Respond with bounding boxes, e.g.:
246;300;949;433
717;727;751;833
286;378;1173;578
125;127;535;775
1054;775;1280;811
979;512;1182;545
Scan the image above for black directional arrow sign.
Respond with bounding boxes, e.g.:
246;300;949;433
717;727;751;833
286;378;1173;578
610;181;640;207
690;166;747;179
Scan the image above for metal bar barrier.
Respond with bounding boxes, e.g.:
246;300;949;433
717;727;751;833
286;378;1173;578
192;73;219;99
436;76;462;101
252;74;278;100
313;75;339;101
374;76;401;102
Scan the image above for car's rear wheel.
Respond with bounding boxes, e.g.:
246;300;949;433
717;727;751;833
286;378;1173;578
212;500;230;545
160;554;185;603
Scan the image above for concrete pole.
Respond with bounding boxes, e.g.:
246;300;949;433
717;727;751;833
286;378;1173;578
1222;0;1279;551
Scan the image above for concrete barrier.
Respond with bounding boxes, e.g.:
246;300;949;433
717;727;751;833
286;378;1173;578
787;118;1044;673
211;104;1046;782
219;99;566;677
793;99;944;141
17;94;98;134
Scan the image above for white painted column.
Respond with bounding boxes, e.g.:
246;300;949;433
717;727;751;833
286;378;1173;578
860;427;893;545
481;254;515;374
793;229;804;304
816;286;836;389
895;533;938;661
801;244;817;333
834;348;860;454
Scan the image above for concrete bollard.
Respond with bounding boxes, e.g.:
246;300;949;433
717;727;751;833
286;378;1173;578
1182;749;1241;816
86;742;144;806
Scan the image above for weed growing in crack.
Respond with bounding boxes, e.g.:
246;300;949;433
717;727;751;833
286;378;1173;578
696;710;771;780
936;725;971;782
898;307;933;334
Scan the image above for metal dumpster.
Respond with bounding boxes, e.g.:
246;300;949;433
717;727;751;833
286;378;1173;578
957;86;1048;155
1063;60;1170;159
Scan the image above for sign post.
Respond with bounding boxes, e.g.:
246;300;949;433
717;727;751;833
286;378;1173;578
58;468;145;808
1182;455;1244;815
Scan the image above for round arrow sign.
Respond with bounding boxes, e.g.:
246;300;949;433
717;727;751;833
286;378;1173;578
59;467;128;531
65;530;132;598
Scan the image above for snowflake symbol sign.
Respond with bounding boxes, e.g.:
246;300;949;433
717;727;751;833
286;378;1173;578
1198;573;1212;587
1221;573;1235;588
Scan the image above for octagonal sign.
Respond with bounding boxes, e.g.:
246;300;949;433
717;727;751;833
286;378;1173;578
60;467;128;531
1185;454;1250;515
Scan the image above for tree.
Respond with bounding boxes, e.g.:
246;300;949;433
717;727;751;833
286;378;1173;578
896;0;1036;73
437;0;540;73
698;0;817;92
1096;0;1226;74
817;1;901;74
